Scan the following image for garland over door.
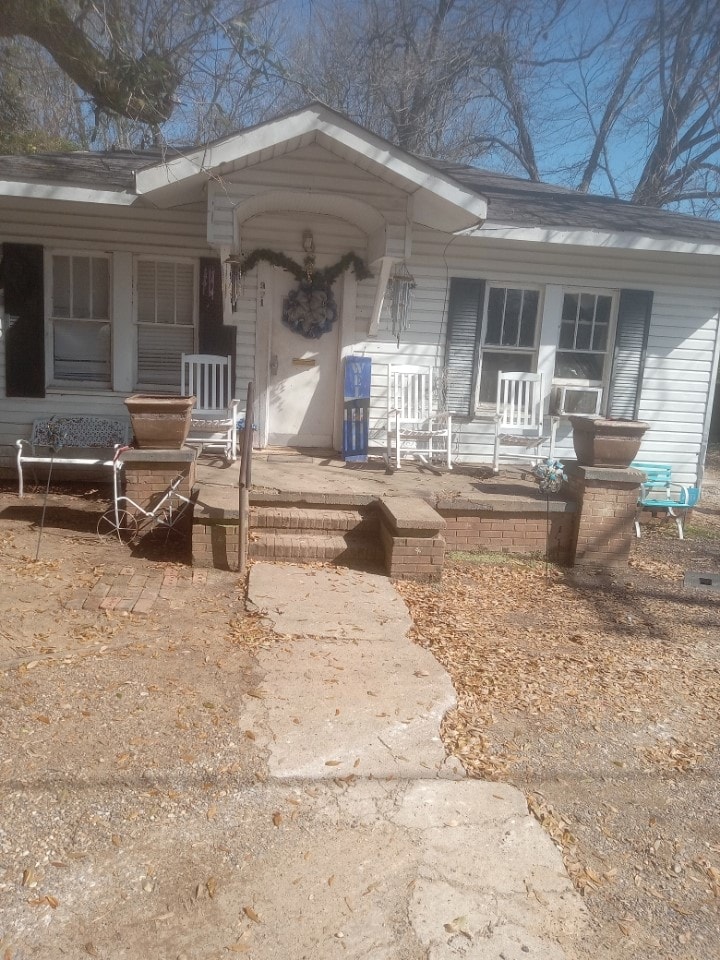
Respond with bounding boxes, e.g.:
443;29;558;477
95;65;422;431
2;243;45;398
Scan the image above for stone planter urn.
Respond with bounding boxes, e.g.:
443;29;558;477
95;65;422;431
569;416;649;468
124;394;195;449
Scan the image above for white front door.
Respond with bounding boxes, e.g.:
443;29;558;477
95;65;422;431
267;268;340;448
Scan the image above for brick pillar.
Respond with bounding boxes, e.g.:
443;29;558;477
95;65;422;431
567;465;644;567
378;496;445;581
118;448;197;529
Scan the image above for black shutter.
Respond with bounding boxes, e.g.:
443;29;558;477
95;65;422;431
198;257;235;372
607;289;653;419
445;278;484;416
2;243;45;398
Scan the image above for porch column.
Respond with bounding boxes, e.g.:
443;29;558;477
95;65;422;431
567;465;644;567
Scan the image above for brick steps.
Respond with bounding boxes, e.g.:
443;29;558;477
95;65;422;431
249;532;383;562
248;505;382;566
250;506;377;534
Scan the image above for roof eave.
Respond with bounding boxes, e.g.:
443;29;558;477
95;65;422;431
474;221;720;256
0;179;137;206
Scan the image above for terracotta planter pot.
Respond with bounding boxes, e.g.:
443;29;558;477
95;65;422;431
569;416;649;468
124;395;195;449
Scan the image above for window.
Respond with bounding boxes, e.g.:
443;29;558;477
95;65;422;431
555;290;614;383
51;254;111;385
135;259;196;389
477;286;540;403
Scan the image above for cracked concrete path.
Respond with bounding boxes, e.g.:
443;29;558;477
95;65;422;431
241;563;590;959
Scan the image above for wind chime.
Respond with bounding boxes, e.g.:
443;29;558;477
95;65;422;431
224;252;243;309
387;261;416;345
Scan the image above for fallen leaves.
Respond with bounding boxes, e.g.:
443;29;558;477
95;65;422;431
243;905;261;923
28;895;59;909
21;868;42;888
643;740;701;772
694;858;720;897
397;558;715;782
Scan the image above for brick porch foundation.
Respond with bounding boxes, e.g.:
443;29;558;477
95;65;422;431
438;498;575;563
189;465;642;577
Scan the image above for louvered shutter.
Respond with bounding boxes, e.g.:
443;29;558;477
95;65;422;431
445;278;484;416
136;260;196;388
199;257;235;366
2;243;45;397
607;289;653;419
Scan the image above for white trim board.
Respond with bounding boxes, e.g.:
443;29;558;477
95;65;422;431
476;222;720;257
0;180;136;206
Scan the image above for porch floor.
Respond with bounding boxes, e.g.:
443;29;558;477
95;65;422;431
194;449;564;514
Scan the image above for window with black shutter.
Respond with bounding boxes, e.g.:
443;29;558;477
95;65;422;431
445;278;542;415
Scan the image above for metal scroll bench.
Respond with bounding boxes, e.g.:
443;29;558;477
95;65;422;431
16;416;131;497
632;461;700;540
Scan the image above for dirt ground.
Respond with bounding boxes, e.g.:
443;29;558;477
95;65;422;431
0;483;274;959
1;461;719;960
398;454;720;960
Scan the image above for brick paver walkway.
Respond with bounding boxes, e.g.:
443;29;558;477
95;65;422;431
72;566;221;615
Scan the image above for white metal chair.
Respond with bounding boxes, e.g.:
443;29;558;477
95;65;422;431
181;354;240;462
386;364;452;469
493;371;556;473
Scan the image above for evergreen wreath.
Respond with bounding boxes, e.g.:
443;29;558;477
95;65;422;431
240;248;372;339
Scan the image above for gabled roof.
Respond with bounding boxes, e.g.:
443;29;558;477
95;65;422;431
130;103;488;231
1;103;720;250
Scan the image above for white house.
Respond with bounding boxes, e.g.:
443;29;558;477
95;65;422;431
1;102;720;485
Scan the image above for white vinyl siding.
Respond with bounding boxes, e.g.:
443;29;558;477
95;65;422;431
135;259;196;389
50;253;111;386
357;227;720;485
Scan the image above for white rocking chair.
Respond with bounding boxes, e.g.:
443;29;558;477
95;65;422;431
181;354;240;462
493;371;556;473
386;364;452;469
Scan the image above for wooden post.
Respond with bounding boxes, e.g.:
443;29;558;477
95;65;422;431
237;381;254;573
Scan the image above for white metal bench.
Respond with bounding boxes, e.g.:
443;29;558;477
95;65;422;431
16;416;131;497
632;461;700;540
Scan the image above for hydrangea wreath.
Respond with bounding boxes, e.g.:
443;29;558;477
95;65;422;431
240;249;371;340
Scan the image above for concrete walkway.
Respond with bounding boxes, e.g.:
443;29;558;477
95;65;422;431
242;563;589;959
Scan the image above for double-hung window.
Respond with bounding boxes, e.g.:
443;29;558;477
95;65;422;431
50;253;111;386
135;258;196;390
477;285;541;404
553;289;616;413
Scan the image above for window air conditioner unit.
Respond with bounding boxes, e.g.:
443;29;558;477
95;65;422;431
550;385;603;416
